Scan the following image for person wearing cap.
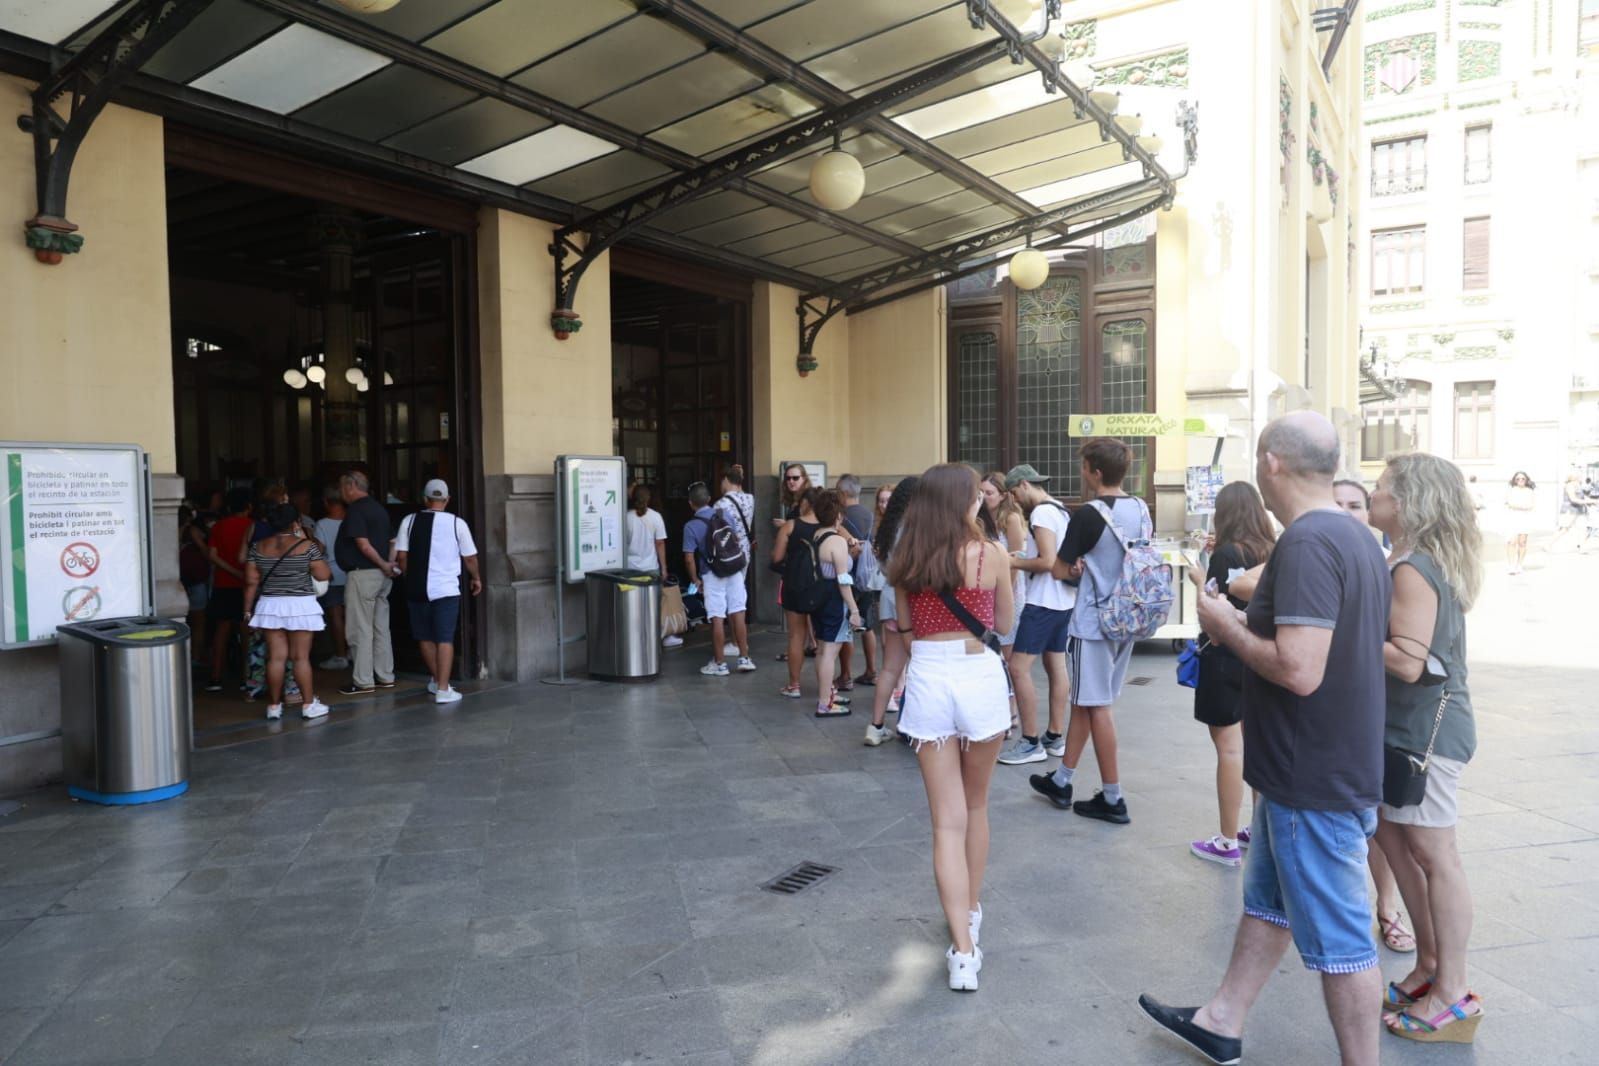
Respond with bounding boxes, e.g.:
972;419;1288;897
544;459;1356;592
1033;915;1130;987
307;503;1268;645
998;464;1074;767
394;479;482;705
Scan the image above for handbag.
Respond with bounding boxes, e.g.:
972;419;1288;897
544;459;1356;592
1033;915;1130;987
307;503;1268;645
1175;637;1206;688
659;582;688;637
1381;685;1451;808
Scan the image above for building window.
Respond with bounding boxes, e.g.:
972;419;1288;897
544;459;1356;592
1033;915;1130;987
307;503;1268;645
1462;216;1490;290
1362;382;1432;460
1454;381;1495;460
1372;226;1426;296
1101;319;1150;496
1464;124;1491;185
1371;135;1427;196
1016;275;1084;500
955;330;1000;472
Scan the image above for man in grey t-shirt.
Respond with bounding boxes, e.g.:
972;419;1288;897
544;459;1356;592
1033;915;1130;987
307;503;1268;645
835;474;877;689
1140;412;1390;1066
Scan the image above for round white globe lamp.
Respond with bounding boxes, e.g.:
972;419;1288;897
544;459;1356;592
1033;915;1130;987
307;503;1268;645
1008;247;1049;291
345;366;367;386
332;1;402;13
808;149;865;212
305;364;326;384
283;368;307;389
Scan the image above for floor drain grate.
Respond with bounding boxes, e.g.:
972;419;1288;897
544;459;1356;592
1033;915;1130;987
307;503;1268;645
761;861;838;895
1125;676;1154;686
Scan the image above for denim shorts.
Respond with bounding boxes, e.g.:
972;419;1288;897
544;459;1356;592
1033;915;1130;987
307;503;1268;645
1012;604;1072;655
408;595;461;644
898;639;1010;750
1243;797;1379;974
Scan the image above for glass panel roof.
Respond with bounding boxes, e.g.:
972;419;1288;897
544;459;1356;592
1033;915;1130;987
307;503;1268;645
145;0;282;84
803;4;986;92
295;66;477;144
512;15;704;108
458;124;619;185
764;234;870;269
424;0;634;78
525;152;674;206
648;84;817;157
382;97;550;166
585;53;768;136
749;0;950;63
0;0;120;45
189;24;390;116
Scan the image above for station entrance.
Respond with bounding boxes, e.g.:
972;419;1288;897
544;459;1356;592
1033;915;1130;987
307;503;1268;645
164;132;479;737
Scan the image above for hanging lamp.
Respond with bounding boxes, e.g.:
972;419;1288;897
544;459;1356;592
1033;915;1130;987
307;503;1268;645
1009;238;1049;291
808;132;865;212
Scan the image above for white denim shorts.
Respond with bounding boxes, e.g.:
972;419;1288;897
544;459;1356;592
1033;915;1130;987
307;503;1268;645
898;639;1010;750
701;569;747;620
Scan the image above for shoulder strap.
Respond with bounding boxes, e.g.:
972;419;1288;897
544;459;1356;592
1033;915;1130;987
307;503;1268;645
733;498;752;540
259;537;311;586
936;589;1000;654
1087;499;1130;552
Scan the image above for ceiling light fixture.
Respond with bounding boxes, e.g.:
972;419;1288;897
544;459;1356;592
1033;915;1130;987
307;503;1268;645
332;1;403;13
305;364;326;384
282;368;307;389
345;366;367;385
808;132;865;212
1008;240;1049;291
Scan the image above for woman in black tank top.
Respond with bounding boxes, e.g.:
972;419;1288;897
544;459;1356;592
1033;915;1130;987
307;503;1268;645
771;487;820;695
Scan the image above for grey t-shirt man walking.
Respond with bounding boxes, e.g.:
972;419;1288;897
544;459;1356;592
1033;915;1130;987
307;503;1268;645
1139;411;1392;1066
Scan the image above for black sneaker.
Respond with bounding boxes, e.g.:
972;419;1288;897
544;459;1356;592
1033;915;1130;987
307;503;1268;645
1072;790;1130;824
1027;773;1073;810
1137;995;1241;1065
339;683;375;696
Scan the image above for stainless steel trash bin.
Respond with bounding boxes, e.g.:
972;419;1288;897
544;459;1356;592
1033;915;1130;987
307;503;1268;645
57;616;192;805
585;570;661;682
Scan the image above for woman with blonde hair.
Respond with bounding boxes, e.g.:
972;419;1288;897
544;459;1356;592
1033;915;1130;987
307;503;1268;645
890;464;1013;991
1368;453;1485;1043
982;471;1027;733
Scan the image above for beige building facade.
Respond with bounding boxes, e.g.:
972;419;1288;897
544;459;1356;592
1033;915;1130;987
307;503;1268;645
1356;0;1599;518
0;0;1365;793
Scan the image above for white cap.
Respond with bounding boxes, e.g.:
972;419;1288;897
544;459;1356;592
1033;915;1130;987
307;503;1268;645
423;478;450;501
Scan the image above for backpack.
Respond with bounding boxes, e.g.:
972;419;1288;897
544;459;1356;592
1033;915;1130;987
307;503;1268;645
843;512;883;591
783;530;838;613
700;504;749;578
1086;498;1173;641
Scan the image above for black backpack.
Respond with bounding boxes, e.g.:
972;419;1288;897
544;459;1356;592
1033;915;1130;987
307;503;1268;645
701;507;749;578
783;530;837;613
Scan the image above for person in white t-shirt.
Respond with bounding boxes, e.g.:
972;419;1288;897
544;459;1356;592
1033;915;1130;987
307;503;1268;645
998;464;1076;766
313;488;350;670
624;486;681;648
394;479;481;705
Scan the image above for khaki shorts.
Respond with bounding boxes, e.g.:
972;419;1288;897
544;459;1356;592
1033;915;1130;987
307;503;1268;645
1380;754;1466;828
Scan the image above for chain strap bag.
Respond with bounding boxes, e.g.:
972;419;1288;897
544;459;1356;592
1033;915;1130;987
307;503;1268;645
1382;682;1451;808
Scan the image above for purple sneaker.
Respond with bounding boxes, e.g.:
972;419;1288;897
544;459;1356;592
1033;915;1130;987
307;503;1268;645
1237;827;1251;848
1190;836;1242;867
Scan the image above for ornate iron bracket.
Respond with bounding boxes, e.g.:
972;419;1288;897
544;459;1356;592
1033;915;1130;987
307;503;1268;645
549;39;1009;331
795;177;1169;370
21;0;213;263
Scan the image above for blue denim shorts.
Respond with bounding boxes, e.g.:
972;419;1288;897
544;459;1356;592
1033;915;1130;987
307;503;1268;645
1243;797;1379;974
407;595;461;644
1012;604;1072;655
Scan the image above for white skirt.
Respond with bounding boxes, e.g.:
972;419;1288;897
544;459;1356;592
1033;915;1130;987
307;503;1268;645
250;594;325;632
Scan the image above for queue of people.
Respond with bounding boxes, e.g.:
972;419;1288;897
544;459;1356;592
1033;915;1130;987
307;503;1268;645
179;472;481;718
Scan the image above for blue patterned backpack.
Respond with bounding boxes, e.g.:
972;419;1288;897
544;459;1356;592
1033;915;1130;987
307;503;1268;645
1086;498;1173;641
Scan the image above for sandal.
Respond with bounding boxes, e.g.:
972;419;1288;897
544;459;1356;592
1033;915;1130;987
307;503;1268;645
1382;977;1432;1013
836;679;855;692
1377;911;1416;953
854;672;876;686
814;702;851;718
1386;993;1482;1043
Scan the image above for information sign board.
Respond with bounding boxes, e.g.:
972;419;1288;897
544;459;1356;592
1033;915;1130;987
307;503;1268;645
1185;465;1226;516
556;455;627;584
1068;413;1228;438
1;442;153;647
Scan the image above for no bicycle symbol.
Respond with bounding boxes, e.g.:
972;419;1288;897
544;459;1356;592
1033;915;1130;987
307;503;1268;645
61;541;100;578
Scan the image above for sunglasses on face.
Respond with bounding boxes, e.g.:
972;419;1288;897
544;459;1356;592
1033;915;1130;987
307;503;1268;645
785;475;804;482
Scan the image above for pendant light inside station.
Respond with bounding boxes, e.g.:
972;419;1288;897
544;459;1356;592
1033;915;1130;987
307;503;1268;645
332;0;403;13
283;368;307;389
808;132;865;212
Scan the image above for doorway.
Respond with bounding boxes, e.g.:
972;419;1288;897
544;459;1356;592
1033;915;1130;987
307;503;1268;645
609;258;750;581
165;151;478;734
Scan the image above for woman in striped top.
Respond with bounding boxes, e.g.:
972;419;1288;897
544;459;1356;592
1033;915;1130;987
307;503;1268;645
244;503;332;721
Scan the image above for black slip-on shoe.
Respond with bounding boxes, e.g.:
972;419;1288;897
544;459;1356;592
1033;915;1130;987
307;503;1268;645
1137;995;1241;1065
1073;790;1131;824
338;683;375;696
1027;774;1074;810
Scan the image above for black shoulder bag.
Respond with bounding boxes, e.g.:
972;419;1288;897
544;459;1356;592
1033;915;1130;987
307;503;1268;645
1382;679;1450;808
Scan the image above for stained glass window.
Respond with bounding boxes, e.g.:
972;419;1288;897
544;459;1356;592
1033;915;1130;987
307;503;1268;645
1101;319;1149;495
956;331;999;472
1017;276;1082;499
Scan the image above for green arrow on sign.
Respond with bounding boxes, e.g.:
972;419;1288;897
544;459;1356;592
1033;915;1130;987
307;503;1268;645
605;490;617;506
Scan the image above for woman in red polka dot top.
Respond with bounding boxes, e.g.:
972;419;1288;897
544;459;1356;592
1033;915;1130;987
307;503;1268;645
885;462;1014;992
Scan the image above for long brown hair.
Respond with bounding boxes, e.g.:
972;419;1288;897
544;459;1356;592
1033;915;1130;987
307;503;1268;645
887;464;982;594
780;464;812;511
983;471;1022;532
1213;481;1276;568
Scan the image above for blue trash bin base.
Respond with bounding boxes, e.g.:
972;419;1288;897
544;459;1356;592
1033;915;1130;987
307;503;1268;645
69;781;188;806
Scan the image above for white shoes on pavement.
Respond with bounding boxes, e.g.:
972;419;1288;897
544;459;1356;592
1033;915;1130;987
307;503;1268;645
435;687;462;705
946;944;982;992
863;721;896;746
663;634;684;648
301;700;329;720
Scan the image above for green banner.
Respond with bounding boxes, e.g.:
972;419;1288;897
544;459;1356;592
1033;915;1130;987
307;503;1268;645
1067;413;1228;437
7;452;27;642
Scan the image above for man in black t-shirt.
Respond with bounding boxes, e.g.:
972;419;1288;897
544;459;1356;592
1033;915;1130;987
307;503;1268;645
1139;412;1390;1066
335;471;399;694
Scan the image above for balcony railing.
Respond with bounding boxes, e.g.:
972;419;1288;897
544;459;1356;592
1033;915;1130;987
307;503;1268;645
1373;174;1427;196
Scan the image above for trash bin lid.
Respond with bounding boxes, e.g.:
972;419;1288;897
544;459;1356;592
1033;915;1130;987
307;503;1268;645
55;616;190;646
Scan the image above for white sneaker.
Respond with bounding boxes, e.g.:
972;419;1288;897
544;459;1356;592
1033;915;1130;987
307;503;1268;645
863;722;895;746
300;700;329;720
435;687;463;705
663;634;684;648
946;945;982;992
700;660;730;677
317;655;349;671
265;704;283;721
735;657;757;673
969;903;983;947
723;642;741;658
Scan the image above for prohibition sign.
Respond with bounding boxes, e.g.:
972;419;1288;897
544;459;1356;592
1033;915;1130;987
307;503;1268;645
63;586;102;622
61;541;100;578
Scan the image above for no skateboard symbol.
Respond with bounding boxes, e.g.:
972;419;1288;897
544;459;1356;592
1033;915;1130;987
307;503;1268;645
61;542;100;579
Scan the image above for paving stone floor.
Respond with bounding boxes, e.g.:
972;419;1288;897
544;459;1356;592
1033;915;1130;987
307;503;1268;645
0;553;1595;1064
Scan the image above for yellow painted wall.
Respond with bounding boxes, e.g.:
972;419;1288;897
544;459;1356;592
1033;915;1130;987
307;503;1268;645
477;208;611;474
0;76;174;469
847;288;946;473
751;281;851;478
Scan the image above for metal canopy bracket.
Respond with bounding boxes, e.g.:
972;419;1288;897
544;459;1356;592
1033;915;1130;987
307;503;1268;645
22;0;214;263
549;39;1008;334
